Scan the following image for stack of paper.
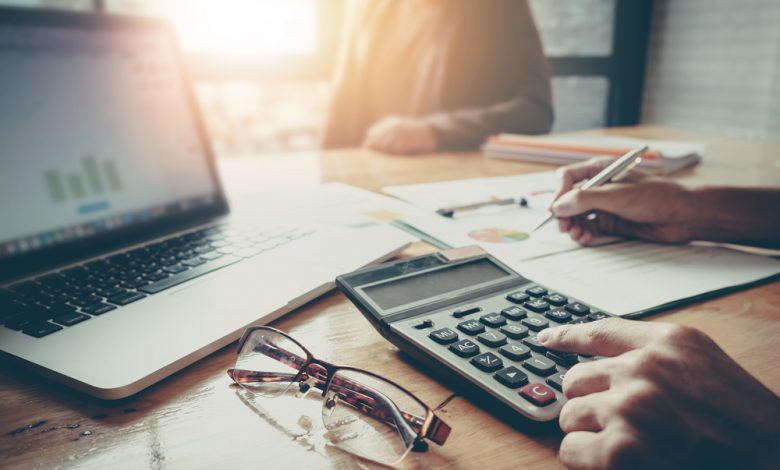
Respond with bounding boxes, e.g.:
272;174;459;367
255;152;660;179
483;134;704;174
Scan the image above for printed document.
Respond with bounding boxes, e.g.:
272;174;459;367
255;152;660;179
384;174;780;316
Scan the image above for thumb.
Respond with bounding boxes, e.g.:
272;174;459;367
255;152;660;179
538;318;668;357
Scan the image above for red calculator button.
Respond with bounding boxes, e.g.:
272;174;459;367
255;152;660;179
519;383;557;406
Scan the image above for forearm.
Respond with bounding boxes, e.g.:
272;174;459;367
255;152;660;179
687;186;780;248
424;96;553;151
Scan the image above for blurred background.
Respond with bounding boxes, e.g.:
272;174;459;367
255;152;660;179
3;0;779;156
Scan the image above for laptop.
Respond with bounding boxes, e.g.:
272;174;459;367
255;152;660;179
0;8;411;399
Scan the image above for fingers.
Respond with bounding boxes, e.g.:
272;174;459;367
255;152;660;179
562;211;647;245
553;156;648;203
559;393;609;433
557;217;571;233
362;117;437;155
553;156;614;201
562;360;613;399
559;431;603;470
538;318;666;357
363;130;393;153
363;117;399;153
552;184;635;218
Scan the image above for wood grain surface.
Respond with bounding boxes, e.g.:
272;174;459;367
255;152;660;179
2;126;779;469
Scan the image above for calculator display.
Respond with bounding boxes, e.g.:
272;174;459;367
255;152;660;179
362;259;510;311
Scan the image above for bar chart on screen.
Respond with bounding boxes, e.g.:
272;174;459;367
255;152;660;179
43;156;123;209
0;25;219;246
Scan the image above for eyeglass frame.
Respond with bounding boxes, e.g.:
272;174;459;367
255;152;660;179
227;326;451;455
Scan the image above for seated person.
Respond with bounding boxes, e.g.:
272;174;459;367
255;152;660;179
322;0;553;155
543;157;780;469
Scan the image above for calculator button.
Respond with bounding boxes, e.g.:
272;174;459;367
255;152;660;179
522;334;546;352
500;323;529;339
471;352;503;372
570;318;588;325
480;313;507;328
588;311;609;321
519;383;557;406
524;299;550;313
526;286;548;297
523;355;557;376
565;302;590;316
501;306;527;321
499;342;531;361
546;350;579;367
494;366;528;389
413;319;434;329
452;305;481;318
457;320;485;335
506;291;530;304
477;331;507;348
429;328;458;345
521;316;549;332
544;293;568;306
546;371;567;392
449;339;480;358
545;309;572;323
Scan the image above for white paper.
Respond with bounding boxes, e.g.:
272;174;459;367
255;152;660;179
384;172;559;211
385;172;605;260
511;241;780;316
225;180;425;243
384;173;780;317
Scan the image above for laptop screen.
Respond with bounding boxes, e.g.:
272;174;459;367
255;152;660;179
0;22;221;263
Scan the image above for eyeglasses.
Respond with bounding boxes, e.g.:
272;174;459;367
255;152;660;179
227;326;451;466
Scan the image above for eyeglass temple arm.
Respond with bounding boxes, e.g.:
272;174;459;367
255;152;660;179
229;344;450;446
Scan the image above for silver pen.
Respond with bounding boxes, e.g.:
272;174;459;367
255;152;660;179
529;146;647;233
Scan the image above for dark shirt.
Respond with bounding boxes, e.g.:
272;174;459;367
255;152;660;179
322;0;553;150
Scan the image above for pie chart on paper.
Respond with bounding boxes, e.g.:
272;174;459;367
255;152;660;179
468;228;529;244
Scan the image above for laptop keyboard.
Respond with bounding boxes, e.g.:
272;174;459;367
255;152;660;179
0;223;315;338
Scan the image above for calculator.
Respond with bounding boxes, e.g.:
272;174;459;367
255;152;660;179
335;246;612;422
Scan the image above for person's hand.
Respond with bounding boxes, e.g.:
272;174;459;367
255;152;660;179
550;157;700;245
538;318;780;470
362;116;438;155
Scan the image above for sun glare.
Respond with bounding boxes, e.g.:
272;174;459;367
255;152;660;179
152;0;317;58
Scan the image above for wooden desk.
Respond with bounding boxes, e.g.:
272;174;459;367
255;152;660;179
2;126;779;469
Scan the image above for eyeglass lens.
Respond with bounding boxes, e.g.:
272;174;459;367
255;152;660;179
234;329;428;466
232;328;308;398
322;368;427;466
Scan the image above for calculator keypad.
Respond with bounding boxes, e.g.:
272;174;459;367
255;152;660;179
501;306;527;320
546;309;572;323
449;339;480;358
520;383;557;407
395;284;611;421
495;366;528;388
499;342;531;361
477;331;507;348
471;352;504;372
499;324;528;339
524;299;550;313
457;320;485;335
429;328;458;344
480;313;506;328
506;291;530;304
